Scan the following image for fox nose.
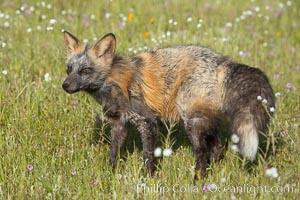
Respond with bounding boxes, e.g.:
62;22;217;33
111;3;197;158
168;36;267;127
62;81;70;91
62;78;81;94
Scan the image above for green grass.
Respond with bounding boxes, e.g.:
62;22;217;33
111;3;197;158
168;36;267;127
0;0;299;199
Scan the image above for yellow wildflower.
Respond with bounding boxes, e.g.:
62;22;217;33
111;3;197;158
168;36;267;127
276;32;281;38
143;32;149;39
128;13;134;22
149;18;155;24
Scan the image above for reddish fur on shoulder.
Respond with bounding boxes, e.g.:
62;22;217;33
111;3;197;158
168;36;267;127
164;59;189;120
107;58;133;98
139;53;165;116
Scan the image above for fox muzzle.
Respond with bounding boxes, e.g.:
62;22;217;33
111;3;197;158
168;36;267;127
62;75;82;94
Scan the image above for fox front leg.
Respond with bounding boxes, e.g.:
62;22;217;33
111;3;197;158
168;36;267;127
129;112;159;175
109;119;127;171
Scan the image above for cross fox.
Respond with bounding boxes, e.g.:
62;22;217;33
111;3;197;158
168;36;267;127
62;31;275;179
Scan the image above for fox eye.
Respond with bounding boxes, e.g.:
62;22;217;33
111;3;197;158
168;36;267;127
66;65;72;74
81;67;93;74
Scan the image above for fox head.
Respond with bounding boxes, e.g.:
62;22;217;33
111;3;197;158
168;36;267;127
62;31;116;94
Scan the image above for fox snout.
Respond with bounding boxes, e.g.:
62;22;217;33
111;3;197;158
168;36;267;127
62;75;82;94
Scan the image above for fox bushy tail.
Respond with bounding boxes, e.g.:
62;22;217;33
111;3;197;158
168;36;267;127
223;62;275;161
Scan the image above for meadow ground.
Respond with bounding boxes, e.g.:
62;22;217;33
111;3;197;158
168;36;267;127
0;0;299;199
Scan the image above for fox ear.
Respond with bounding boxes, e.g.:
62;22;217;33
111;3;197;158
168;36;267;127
93;33;116;66
64;31;80;57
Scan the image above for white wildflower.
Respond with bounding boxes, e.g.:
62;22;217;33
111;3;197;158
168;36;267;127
231;134;240;143
44;73;51;82
279;3;285;8
270;107;275;112
187;17;192;22
2;70;8;75
117;174;122;180
265;16;270;21
90;14;96;20
265;167;278;178
163;148;172;157
262;99;268;104
231;194;237;200
225;22;232;28
49;18;57;25
244;10;253;16
209;183;218;190
154;147;162;157
46;26;53;31
257;95;262;101
3;21;10;28
231;144;239;153
105;12;111;19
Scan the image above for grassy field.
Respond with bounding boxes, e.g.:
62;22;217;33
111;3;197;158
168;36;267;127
0;0;299;199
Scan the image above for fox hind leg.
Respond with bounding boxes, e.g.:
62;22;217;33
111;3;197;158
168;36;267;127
184;117;210;180
206;131;224;163
177;97;222;180
181;100;221;180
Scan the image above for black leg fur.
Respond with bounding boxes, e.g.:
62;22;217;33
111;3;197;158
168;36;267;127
184;117;210;180
109;119;127;171
128;112;159;175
